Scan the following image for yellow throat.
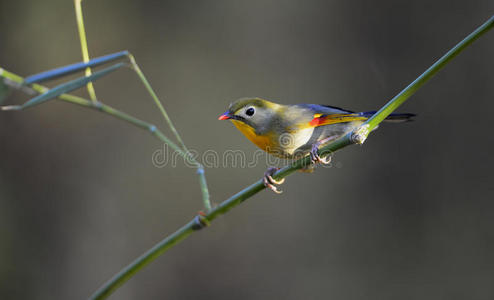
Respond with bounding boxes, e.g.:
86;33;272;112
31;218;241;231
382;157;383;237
231;120;274;152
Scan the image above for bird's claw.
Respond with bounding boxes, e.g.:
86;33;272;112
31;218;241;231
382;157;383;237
310;144;332;165
263;167;285;194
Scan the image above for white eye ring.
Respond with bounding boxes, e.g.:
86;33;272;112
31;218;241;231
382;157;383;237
245;107;255;117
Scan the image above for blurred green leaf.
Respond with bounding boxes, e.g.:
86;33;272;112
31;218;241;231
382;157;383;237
2;62;124;111
24;51;129;84
22;62;124;109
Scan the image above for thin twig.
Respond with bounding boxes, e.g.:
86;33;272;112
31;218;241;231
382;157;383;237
127;55;212;211
127;55;188;153
74;0;98;102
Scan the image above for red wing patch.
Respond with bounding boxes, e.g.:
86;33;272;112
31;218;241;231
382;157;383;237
309;113;368;127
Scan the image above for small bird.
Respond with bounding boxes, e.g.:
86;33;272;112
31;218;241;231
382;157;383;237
219;97;414;193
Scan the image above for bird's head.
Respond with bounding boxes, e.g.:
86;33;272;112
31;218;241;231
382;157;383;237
218;97;281;134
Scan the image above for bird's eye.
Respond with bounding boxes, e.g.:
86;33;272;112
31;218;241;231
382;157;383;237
245;107;255;117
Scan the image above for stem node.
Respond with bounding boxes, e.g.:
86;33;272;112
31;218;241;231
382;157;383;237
192;215;210;230
351;124;370;145
91;101;103;110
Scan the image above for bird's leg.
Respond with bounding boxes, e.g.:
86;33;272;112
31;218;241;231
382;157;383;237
310;135;338;165
263;167;285;194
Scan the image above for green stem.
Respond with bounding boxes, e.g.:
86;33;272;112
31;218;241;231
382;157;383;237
359;15;494;140
197;166;212;212
127;55;188;153
127;54;211;211
86;15;493;300
91;220;197;299
74;0;98;102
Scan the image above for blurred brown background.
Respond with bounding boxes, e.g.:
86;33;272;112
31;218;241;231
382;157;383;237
1;0;493;299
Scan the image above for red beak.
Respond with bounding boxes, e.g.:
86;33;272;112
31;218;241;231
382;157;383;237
218;112;230;120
